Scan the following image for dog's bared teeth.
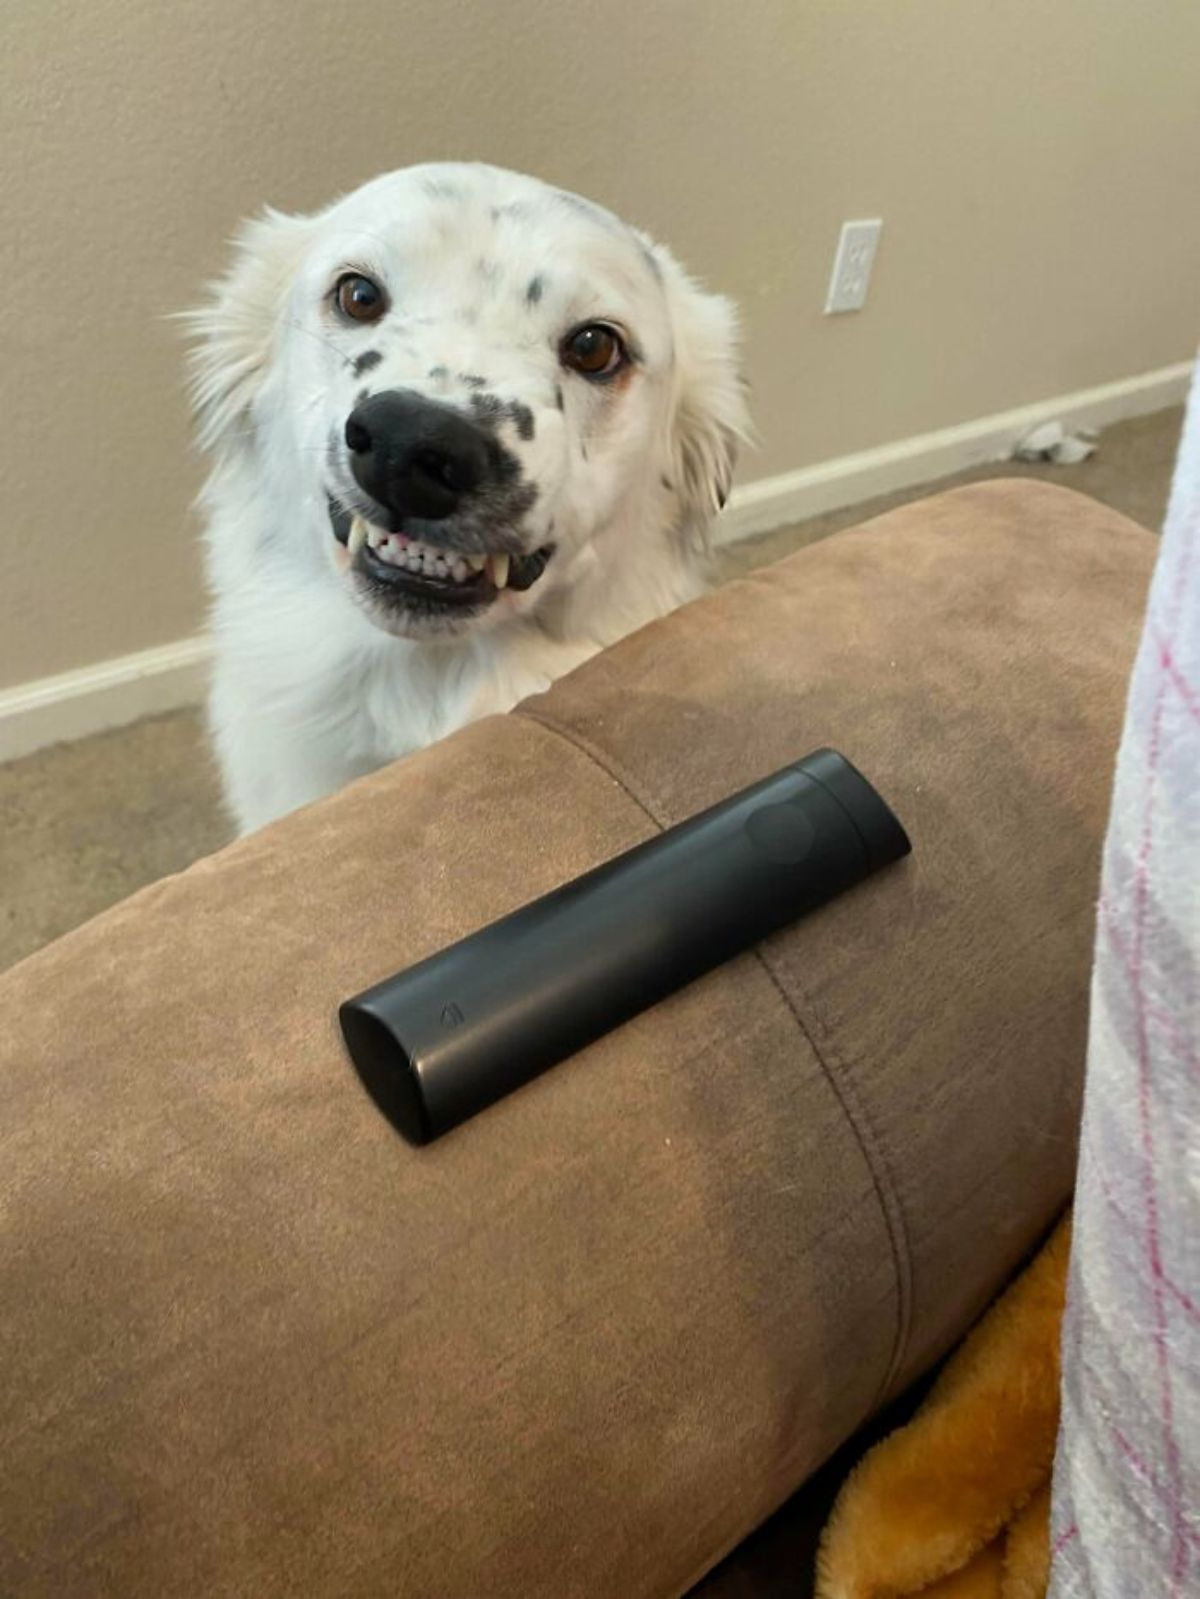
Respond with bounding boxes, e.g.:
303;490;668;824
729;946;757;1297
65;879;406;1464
356;529;497;586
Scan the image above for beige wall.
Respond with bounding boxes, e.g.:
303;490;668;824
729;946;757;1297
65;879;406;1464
2;0;1198;688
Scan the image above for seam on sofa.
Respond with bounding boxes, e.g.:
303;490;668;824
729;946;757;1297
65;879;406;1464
515;707;675;831
515;705;913;1405
753;956;915;1408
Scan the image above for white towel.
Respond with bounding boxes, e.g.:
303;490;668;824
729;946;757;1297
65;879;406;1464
1049;362;1200;1596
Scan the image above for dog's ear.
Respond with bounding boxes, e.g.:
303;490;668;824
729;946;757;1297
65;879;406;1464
181;206;315;453
642;237;752;544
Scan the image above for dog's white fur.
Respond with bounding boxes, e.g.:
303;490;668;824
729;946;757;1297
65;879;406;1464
188;163;749;833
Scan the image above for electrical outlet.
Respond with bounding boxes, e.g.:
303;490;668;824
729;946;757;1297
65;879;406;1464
825;219;883;314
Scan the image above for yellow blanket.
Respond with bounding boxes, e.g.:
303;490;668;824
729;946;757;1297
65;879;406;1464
816;1214;1071;1599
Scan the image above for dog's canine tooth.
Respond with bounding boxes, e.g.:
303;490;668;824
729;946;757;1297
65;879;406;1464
347;516;368;557
490;552;510;590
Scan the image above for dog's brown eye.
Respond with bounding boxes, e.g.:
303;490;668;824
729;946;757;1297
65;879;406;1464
335;273;387;324
561;323;624;379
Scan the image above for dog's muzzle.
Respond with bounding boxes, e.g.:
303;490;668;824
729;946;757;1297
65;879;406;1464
331;388;554;610
329;388;560;610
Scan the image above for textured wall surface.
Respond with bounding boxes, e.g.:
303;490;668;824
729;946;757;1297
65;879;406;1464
2;0;1198;685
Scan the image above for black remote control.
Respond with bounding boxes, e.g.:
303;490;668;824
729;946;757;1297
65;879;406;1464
340;748;910;1144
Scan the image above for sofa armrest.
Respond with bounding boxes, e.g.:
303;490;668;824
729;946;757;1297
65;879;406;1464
0;481;1151;1598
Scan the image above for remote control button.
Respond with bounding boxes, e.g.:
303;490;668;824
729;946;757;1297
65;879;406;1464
744;802;816;864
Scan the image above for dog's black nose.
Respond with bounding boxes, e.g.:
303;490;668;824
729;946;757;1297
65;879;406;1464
344;391;492;521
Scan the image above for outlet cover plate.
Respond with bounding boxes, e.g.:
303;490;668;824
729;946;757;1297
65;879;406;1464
825;219;883;314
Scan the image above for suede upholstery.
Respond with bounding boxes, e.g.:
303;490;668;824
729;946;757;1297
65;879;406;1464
0;482;1152;1597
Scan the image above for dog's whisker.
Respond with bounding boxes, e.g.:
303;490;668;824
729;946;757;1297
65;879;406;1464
277;316;356;372
216;385;334;448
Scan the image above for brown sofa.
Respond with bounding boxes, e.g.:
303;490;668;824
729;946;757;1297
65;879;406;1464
0;481;1151;1598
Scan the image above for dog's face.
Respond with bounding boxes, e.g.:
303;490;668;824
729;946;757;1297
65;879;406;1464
190;164;748;640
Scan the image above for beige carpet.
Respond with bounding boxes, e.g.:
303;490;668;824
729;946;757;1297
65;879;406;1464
0;405;1182;975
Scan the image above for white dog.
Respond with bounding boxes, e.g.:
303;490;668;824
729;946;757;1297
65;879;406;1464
188;163;750;833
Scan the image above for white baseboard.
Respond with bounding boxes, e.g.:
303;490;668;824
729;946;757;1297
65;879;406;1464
1;358;1190;763
717;359;1193;544
0;636;212;763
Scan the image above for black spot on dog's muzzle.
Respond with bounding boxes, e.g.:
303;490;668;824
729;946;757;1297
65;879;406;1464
505;545;553;591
